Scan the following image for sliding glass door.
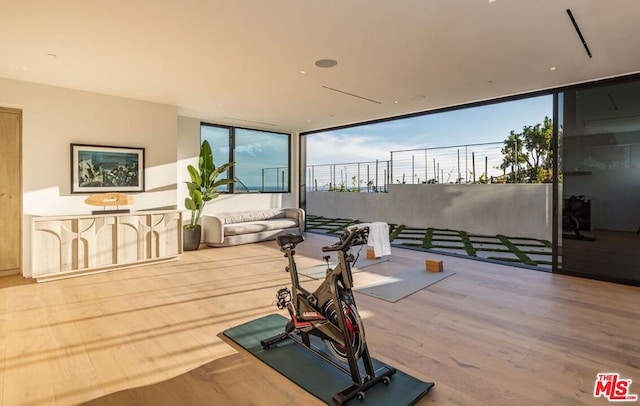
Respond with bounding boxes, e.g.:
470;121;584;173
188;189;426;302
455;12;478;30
559;79;640;285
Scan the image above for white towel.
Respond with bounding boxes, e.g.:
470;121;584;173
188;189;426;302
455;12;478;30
366;222;391;257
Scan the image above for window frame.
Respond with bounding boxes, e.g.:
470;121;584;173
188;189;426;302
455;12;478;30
200;122;292;194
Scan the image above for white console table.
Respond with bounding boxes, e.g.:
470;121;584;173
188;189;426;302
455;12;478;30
31;210;183;282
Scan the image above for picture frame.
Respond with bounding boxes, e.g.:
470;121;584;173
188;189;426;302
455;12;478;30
71;143;145;193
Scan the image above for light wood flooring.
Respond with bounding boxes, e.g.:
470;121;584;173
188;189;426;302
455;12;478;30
562;229;640;284
1;233;638;405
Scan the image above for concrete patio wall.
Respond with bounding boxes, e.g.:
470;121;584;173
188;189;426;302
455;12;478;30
306;183;552;241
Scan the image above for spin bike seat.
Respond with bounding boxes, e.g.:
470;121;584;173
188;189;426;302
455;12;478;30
276;233;304;248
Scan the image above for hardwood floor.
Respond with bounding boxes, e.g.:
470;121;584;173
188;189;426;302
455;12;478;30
1;233;638;405
562;229;640;284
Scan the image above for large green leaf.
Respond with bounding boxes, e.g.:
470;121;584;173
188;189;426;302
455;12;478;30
211;178;234;188
209;162;234;181
203;192;219;201
186;182;200;195
185;197;197;211
187;165;202;185
199;140;214;177
191;189;203;206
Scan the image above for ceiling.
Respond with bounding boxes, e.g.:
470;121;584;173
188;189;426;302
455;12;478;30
1;1;639;133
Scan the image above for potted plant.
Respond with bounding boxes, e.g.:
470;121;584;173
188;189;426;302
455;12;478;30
183;140;234;251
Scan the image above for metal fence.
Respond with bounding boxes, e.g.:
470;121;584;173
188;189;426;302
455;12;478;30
306;160;390;192
261;166;288;191
306;142;513;192
390;142;505;184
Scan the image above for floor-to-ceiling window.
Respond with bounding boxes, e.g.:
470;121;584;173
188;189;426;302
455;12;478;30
559;78;640;285
300;73;640;286
305;96;553;190
302;96;555;270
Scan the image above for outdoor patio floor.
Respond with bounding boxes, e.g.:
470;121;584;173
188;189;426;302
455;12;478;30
306;214;553;271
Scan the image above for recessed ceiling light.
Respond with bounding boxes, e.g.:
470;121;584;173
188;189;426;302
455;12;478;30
487;0;497;3
299;70;306;74
314;59;338;68
21;66;28;70
47;53;57;58
394;100;399;104
549;66;557;71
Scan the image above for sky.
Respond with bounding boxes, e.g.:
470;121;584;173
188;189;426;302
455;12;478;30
200;94;553;188
306;94;553;165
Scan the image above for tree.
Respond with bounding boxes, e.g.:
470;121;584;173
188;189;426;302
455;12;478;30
500;116;553;183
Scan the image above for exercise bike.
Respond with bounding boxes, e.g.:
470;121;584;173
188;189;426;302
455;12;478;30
261;225;396;405
562;195;595;241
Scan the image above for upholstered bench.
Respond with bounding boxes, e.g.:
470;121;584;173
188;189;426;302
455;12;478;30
202;208;305;247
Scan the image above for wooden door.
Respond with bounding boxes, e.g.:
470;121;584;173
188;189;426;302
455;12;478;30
0;107;22;274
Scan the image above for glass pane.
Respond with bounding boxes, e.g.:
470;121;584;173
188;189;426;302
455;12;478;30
307;95;553;188
561;80;640;284
234;128;290;192
201;125;231;192
556;92;564;271
305;95;556;270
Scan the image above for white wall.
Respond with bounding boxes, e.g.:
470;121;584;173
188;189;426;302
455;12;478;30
0;78;178;277
176;116;298;221
306;183;553;241
0;77;307;278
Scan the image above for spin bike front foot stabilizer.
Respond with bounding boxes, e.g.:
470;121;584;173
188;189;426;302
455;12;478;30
332;365;396;405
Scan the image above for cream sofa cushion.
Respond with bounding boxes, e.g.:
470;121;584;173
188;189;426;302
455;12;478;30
202;208;305;247
224;218;298;236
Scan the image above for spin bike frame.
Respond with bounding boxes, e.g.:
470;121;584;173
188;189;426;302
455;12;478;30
261;225;396;405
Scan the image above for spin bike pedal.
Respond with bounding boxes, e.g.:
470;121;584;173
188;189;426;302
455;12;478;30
275;287;291;309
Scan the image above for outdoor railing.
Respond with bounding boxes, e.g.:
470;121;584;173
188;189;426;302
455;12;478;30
390;142;504;184
261;166;288;192
306;142;506;192
306;160;390;192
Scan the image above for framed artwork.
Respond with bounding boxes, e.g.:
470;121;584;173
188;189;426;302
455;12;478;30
71;143;145;193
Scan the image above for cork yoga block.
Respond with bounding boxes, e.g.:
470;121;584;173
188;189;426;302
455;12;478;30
366;248;380;260
426;259;443;272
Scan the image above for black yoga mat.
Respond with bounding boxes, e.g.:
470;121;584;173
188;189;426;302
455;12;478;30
223;314;434;405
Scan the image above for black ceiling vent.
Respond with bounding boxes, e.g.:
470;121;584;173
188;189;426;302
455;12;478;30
566;9;593;58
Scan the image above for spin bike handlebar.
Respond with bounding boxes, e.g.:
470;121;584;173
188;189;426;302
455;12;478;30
321;225;368;252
